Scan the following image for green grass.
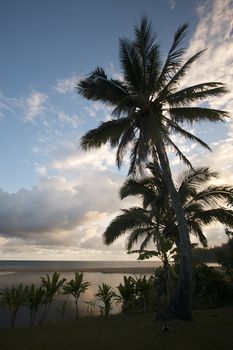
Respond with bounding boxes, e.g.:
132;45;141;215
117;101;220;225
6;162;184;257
1;307;233;350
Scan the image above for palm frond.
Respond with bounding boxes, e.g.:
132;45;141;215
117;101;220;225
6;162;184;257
168;107;228;124
193;208;233;227
134;16;154;72
177;167;218;189
189;221;207;247
103;207;152;245
116;126;136;168
147;43;161;94
166;118;212;151
111;96;138;117
140;233;154;250
119;38;143;93
165;135;194;169
154;23;189;90
120;176;154;200
185;203;204;215
126;227;153;251
80;117;131;150
167;82;228;107
127;130;150;175
190;185;233;207
78;67;128;105
177;167;218;203
134;15;161;94
158;50;205;100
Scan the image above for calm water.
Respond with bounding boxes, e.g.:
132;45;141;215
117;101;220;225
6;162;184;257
0;260;160;329
0;260;160;270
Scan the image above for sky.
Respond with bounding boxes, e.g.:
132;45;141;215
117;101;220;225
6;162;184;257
0;0;232;260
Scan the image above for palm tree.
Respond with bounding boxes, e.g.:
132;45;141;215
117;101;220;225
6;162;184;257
39;272;66;324
78;16;228;320
107;165;233;247
104;166;233;303
63;272;90;320
95;283;115;316
26;284;44;326
0;284;28;328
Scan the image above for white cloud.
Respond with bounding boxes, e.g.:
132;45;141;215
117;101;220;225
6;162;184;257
24;92;47;122
169;0;233;246
51;144;116;171
182;0;233;111
0;164;131;249
169;0;176;10
57;110;81;128
53;75;79;94
84;101;111;119
35;163;47;177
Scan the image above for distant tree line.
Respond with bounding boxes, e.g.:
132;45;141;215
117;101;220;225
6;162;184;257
192;230;233;265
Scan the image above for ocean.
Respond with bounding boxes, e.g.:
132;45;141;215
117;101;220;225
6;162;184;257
0;260;160;329
0;260;160;271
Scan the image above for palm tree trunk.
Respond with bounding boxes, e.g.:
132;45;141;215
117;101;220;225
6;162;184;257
155;142;193;320
75;298;79;320
163;255;171;301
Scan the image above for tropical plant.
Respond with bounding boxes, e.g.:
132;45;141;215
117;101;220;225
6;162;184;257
39;272;66;324
0;284;28;328
26;284;44;326
104;166;233;302
133;240;177;302
78;16;228;320
95;283;115;316
63;272;90;320
134;275;154;311
109;165;233;247
192;263;231;307
84;301;96;316
218;228;233;277
115;276;136;313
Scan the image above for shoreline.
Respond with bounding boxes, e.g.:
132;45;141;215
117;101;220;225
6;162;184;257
0;267;157;274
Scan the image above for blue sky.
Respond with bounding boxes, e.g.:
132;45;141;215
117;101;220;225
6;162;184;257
0;0;232;260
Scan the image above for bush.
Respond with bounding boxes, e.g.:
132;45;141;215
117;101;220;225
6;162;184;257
192;264;232;308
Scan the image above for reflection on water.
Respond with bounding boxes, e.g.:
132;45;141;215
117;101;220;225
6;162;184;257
0;271;154;329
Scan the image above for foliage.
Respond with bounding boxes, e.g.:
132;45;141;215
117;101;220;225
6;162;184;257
217;228;233;277
96;283;115;316
26;284;44;326
134;275;155;311
84;301;96;316
104;166;233;251
78;18;227;174
115;276;136;313
0;284;28;328
115;275;154;313
192;264;232;308
153;265;177;303
39;272;66;324
104;165;233;310
63;272;91;320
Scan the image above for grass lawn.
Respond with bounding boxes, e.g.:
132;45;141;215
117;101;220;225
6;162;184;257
0;307;233;350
